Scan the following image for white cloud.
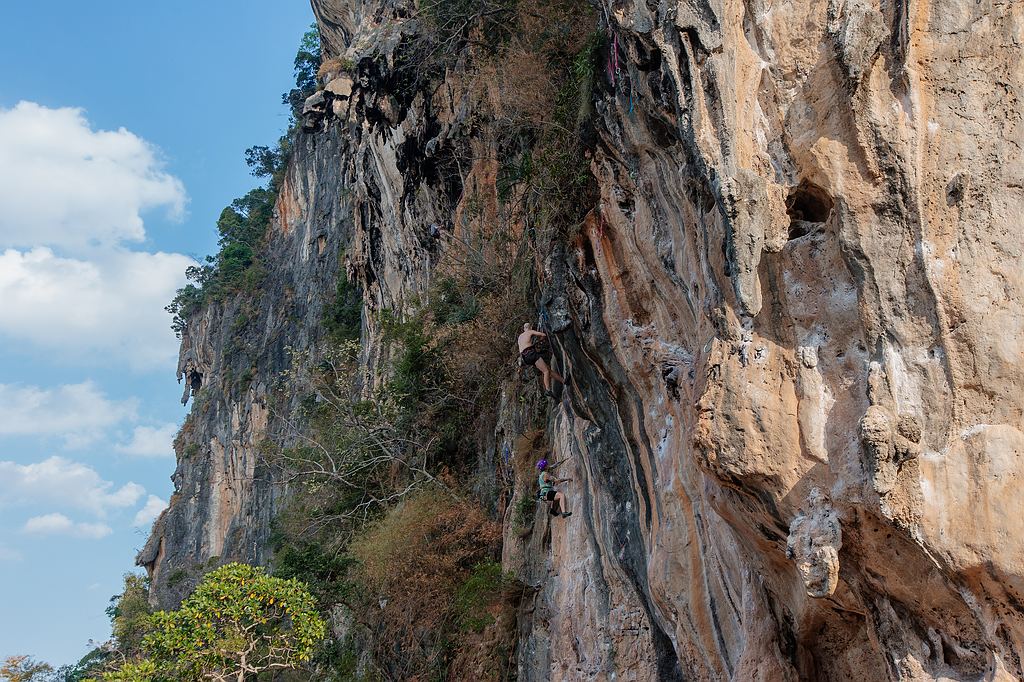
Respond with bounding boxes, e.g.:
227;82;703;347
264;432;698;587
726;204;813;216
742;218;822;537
0;456;144;517
23;513;112;539
132;495;168;528
0;381;137;446
116;423;178;458
0;101;186;251
0;247;194;369
0;101;195;372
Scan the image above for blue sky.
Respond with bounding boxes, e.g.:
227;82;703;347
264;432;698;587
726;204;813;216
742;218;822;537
0;0;315;666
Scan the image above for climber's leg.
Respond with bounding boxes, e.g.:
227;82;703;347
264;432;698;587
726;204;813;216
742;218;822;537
535;358;563;393
535;358;552;392
554;491;571;517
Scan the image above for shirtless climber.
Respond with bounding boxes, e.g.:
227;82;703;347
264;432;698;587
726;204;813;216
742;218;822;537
518;322;564;397
537;458;572;518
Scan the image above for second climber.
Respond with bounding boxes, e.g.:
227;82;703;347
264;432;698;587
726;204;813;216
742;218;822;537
537;458;572;518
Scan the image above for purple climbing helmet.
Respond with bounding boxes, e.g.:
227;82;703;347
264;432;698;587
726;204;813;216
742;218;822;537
536;458;548;471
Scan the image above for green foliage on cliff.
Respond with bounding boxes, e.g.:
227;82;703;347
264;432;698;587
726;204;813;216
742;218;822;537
265;319;521;678
166;26;321;336
513;491;537;530
92;564;326;682
323;267;363;344
454;561;505;632
107;574;154;660
283;24;322;122
379;310;440;406
489;1;601;238
166;187;277;333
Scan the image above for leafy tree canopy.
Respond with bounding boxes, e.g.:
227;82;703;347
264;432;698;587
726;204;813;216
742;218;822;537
283;24;322;120
1;656;53;682
96;563;325;682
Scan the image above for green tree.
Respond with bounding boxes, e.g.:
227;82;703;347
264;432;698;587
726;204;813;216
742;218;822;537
51;646;110;682
1;656;52;682
138;563;325;681
283;24;322;120
87;660;154;682
243;145;282;179
107;573;153;657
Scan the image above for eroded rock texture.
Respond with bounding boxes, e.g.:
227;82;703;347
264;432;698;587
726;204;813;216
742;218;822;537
141;0;1024;679
140;0;470;608
138;127;359;605
514;0;1023;679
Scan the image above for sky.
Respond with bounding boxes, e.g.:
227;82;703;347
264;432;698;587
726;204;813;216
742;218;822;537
0;0;315;667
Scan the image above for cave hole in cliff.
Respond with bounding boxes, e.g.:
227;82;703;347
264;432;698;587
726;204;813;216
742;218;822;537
786;182;833;238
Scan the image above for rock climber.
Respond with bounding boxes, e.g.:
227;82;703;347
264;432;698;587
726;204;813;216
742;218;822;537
518;322;564;398
537;458;572;518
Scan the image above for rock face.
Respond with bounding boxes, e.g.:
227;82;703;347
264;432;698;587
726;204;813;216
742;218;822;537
142;0;1024;679
511;0;1023;678
512;0;1024;675
138;126;357;605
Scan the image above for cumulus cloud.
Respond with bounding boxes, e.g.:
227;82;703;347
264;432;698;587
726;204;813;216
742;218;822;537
132;495;168;528
0;101;194;371
23;513;112;539
0;247;194;369
116;423;178;458
0;456;144;517
0;381;137;446
0;101;186;250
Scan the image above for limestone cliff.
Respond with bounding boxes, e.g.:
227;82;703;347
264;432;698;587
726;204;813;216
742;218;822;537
511;1;1024;679
141;0;1024;679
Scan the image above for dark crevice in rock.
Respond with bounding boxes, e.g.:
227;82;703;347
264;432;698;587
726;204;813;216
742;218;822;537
633;37;662;72
786;181;834;225
645;111;681;148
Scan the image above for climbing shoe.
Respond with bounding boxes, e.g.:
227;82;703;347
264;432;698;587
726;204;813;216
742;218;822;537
561;511;573;518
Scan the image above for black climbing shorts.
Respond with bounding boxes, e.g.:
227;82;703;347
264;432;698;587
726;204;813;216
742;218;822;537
521;347;541;366
544;489;557;502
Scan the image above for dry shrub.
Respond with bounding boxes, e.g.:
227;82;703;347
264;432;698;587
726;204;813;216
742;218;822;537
446;592;519;682
434;215;533;372
317;56;353;81
473;45;556;129
415;0;599;438
455;0;601;255
469;0;596;131
348;488;502;674
421;150;538;451
513;429;548;480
